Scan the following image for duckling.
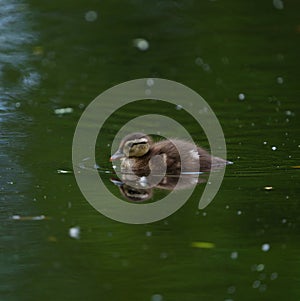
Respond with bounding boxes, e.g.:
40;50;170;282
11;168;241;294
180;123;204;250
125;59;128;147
110;132;229;176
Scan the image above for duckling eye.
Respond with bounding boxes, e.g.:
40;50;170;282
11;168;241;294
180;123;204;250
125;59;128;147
132;142;147;147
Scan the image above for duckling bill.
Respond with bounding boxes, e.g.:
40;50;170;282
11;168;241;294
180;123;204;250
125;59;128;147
110;132;230;176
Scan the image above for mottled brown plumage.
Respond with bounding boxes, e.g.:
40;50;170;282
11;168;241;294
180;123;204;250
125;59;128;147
110;132;229;176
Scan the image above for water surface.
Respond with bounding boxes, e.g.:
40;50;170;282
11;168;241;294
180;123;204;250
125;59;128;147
1;1;300;300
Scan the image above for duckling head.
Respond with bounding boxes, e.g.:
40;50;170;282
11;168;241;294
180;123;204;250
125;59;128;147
110;132;152;160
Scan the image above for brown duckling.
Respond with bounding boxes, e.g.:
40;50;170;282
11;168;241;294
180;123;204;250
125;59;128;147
110;132;230;176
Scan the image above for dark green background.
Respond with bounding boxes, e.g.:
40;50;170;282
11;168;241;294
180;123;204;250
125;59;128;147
1;0;299;300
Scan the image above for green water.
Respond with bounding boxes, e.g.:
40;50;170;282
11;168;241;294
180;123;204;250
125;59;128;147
1;0;300;300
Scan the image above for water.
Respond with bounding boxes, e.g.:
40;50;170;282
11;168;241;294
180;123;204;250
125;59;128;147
1;0;300;300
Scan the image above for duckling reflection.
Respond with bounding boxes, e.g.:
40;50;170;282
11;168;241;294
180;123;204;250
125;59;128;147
110;173;206;203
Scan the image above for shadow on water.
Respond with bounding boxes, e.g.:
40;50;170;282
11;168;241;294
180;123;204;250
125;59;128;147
1;0;300;301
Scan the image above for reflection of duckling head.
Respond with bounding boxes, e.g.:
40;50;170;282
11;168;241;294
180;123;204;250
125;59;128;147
120;185;153;202
110;178;152;202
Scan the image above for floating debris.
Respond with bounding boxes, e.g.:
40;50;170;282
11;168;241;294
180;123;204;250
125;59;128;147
252;280;261;289
285;110;295;116
264;186;273;190
175;104;183;110
54;107;73;115
261;243;270;252
191;241;215;249
276;76;284;84
69;226;80;239
256;263;265;272
147;78;154;87
238;93;245;101
11;215;49;221
133;38;149;51
230;251;239;260
57;169;73;174
85;10;98;22
291;166;300;169
151;294;163;301
273;0;284;10
271;146;277;151
270;272;278;280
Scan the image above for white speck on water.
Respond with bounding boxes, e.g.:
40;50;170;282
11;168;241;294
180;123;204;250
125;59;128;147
57;169;72;174
54;107;73;115
238;93;245;101
133;38;149;51
252;280;261;289
146;231;152;237
237;210;242;215
151;294;163;301
112;165;117;169
276;76;284;84
107;143;111;147
271;146;277;151
285;110;293;116
225;205;230;209
264;186;273;190
195;57;211;72
273;0;284;10
270;272;278;280
176;104;183;110
282;218;287;224
85;10;98;22
286;195;290;199
11;215;21;220
202;212;207;217
147;78;154;87
262;243;270;252
263;141;267;145
69;226;80;239
15;102;21;108
256;264;265;272
7;181;14;185
230;251;238;260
